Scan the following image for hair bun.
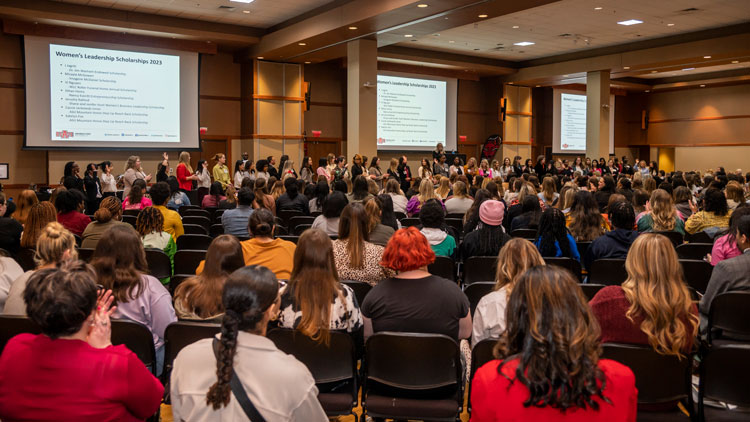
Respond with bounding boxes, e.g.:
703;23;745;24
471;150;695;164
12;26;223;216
43;222;67;239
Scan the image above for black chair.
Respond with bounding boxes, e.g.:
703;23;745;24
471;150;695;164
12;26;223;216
698;344;750;422
173;250;206;275
289;216;316;233
182;224;208;235
182;216;211;231
463;282;494;316
76;247;95;262
209;223;224;237
202;207;218;223
212;209;226;223
277;209;304;226
686;230;713;244
676;243;713;261
444;218;463;238
274;225;289;235
310;211;322;217
144;248;172;280
510;228;536;239
653;231;684;247
268;328;359;420
394;211;407;220
428;255;456;282
163;321;220;383
178;205;200;216
463;256;497;285
680;259;713;294
707;292;750;345
545;257;582;281
0;315;41;355
468;338;497;412
111;319;157;375
579;283;606;301
602;343;693;417
184;191;199;207
445;213;464;220
400;218;421;228
176;234;213;251
576;241;591;260
122;215;138;229
588;259;628;286
342;280;372;305
13;248;37;272
293;224;312;236
122;209;141;217
73;234;82;247
169;274;193;296
362;332;463;421
276;235;300;244
181;208;210;219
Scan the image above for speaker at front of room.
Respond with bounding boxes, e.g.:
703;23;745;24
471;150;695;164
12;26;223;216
641;110;649;130
499;97;507;122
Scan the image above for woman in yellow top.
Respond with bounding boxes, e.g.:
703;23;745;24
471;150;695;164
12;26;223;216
685;188;732;235
211;153;231;189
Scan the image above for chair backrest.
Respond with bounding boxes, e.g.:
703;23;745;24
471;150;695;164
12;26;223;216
544;257;582;281
176;234;213;251
588;259;628;286
676;243;713;260
463;256;497;285
76;247;95;262
122;215;138;228
428;255;456;282
708;291;750;343
400;218;421;228
685;230;713;243
178;205;200;216
602;343;692;406
310;211;322;217
288;216;316;232
0;315;41;355
213;209;226;223
210;223;225;237
679;259;713;294
181;209;210;219
274;225;289;235
267;328;357;384
182;224;208;235
122;209;141;217
341;280;372;306
73;234;82;247
13;248;37;272
469;338;497;382
510;228;536;239
163;321;220;380
182;216;211;230
276;235;300;244
394;211;407;220
576;241;592;260
293;224;312;236
445;213;464;220
174;249;207;275
578;283;606;301
444;219;463;237
463;282;495;316
653;231;684;247
364;332;461;396
169;274;193;295
144;248;172;280
699;344;750;410
111;319;157;374
277;209;304;226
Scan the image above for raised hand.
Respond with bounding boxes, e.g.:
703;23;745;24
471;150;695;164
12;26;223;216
87;289;117;349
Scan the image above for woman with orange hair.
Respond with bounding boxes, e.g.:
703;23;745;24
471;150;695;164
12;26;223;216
12;190;39;226
361;227;471;342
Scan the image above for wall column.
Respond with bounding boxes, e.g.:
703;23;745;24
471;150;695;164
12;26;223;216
585;70;610;159
346;39;378;160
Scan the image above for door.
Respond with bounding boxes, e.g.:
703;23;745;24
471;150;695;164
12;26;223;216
305;139;340;164
191;138;230;172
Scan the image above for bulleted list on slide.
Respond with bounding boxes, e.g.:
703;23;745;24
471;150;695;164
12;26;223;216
49;44;180;142
377;74;446;148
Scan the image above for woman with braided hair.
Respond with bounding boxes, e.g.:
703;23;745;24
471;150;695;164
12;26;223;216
136;206;176;281
170;265;327;421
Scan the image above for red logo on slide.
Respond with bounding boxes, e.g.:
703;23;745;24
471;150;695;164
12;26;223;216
563;143;569;149
56;130;74;139
377;137;385;144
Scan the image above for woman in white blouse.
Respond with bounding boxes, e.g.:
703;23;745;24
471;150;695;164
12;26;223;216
195;160;212;205
98;161;117;198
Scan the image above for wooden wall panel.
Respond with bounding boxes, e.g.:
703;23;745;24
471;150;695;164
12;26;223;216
257;100;283;135
199;99;241;136
284;101;302;136
257;62;284;96
257;138;284;164
199;53;241;97
284;64;302;97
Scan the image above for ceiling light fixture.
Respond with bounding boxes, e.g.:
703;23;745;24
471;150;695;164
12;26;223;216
682;67;694;71
243;10;251;14
448;40;454;43
623;66;630;70
563;74;569;77
478;14;488;18
298;42;306;46
404;34;413;37
514;41;535;46
667;23;675;26
651;70;658;73
348;26;357;30
617;19;643;26
645;90;650;92
512;25;519;29
732;60;740;64
700;84;706;87
304;61;311;64
703;55;711;59
594;7;603;10
417;3;428;7
230;0;254;3
257;57;264;59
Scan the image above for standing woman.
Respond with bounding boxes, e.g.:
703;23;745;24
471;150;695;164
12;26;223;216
479;159;493;178
156;152;170;183
122;156;151;198
450;156;465;176
175;152;197;192
83;163;102;215
499;157;513;180
397;156;412;194
573;157;585;174
368;156;384;190
387;158;400;186
418;158;433;180
281;159;296;179
195;159;212;206
211;153;231;190
233;160;249;189
350;154;365;180
98;161;117;198
316;157;330;183
61;161;84;191
299;156;314;184
433;142;445;162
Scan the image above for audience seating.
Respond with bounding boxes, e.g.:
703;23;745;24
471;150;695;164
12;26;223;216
73;234;82;247
468;338;498;412
76;247;95;262
698;344;750;422
181;209;210;219
288;216;316;233
445;213;464;220
182;224;208;235
122;209;140;217
13;248;37;272
169;274;192;296
110;319;157;375
267;328;359;420
686;231;713;244
510;228;536;239
463;256;497;285
602;343;693;419
0;315;41;355
676;243;714;261
394;212;407;220
654;231;684;247
428;255;456;282
293;224;312;236
162;321;220;384
274;225;289;235
209;223;224;237
121;215;138;229
173;250;206;275
576;241;592;260
176;234;213;251
444;218;463;238
310;211;322;217
182;216;211;231
680;259;713;294
400;218;421;228
463;282;495;316
588;259;628;286
212;209;225;223
579;283;606;301
277;209;304;227
144;248;172;280
276;235;300;244
177;205;200;216
341;280;372;306
544;257;582;281
707;292;750;345
184;191;198;207
362;332;463;421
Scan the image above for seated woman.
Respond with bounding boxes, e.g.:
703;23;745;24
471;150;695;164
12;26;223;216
170;265;327;421
471;266;637;421
276;176;310;214
419;198;457;257
4;222;77;315
711;206;750;266
166;176;191;211
363;196;395;246
253;178;276;215
567;190;609;241
384;178;408;214
590;234;698;358
444;181;473;215
19;202;57;250
509;195;543;233
346;175;374;204
81;196;129;249
463;189;492;235
309;180;329;213
534;207;581;261
91;224;177;375
685;188;732;237
332;203;391;286
461;200;511;259
673;186;694;219
279;229;362;340
122;179;152;211
637;189;686;235
174;235;245;320
0;261;163;421
376;194;401;231
55;189;90;237
406;178;439;217
202;182;227;209
537;176;559;208
311;191;348;237
136;206;176;282
472;238;545;344
362;227;471;342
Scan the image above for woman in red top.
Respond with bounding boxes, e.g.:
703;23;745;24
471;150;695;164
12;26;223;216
471;266;637;422
0;260;163;421
590;234;699;356
54;189;91;237
176;151;198;191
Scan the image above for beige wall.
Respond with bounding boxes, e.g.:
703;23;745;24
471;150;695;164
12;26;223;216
675;146;749;173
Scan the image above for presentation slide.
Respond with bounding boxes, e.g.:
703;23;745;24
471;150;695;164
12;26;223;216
49;44;180;143
376;73;457;151
24;36;200;150
559;93;587;151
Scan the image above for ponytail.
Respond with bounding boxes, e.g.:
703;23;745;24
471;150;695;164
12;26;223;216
93;208;113;223
206;310;240;409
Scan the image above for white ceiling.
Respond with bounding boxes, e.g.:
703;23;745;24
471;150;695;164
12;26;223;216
638;61;750;79
399;0;750;61
51;0;335;28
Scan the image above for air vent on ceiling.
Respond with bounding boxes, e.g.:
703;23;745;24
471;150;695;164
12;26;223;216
218;5;236;11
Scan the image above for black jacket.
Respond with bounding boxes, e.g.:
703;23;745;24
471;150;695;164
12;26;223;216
275;193;309;215
460;228;512;260
583;229;639;271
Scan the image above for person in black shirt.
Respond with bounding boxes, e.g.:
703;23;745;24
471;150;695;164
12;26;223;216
0;192;23;254
275;177;309;215
83;163;102;215
350;154;364;180
397;156;412;194
267;155;279;179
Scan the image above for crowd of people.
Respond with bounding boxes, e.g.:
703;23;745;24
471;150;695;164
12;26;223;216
0;147;749;421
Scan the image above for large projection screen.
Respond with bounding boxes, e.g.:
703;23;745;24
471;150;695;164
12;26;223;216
24;35;200;150
376;71;457;151
552;89;614;155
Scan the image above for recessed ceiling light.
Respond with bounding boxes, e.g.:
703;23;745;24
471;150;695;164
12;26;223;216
617;19;643;26
623;66;630;70
417;3;428;7
563;74;569;77
348;26;357;30
667;23;675;26
535;85;541;87
682;67;695;71
645;90;650;92
703;55;711;59
242;10;250;14
651;70;658;73
594;7;603;10
508;82;514;84
700;84;706;87
512;25;519;29
513;41;535;46
448;40;454;43
478;14;488;18
230;0;254;3
257;56;263;59
298;42;306;46
732;60;740;64
404;34;413;38
304;61;311;64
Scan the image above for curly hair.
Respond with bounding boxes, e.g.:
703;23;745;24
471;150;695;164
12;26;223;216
649;189;677;232
568;191;606;241
536;208;573;258
90;225;149;304
135;207;164;236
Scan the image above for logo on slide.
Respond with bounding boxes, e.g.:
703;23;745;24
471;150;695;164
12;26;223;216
377;137;385;144
56;130;74;139
563;143;569;149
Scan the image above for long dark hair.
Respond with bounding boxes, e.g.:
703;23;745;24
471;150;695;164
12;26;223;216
314;180;329;209
210;181;224;203
90;225;149;303
464;188;491;225
495;266;607;410
351;175;369;200
206;265;279;409
536;208;573;258
377;194;399;231
568;191;606;241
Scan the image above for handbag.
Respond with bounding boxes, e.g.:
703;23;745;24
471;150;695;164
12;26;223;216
213;338;267;422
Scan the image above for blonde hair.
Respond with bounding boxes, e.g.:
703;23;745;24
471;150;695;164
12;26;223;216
389;158;398;173
495;238;545;292
417;178;437;205
179;151;193;174
517;182;537;203
541;177;556;203
125;156;140;171
435;176;451;199
725;182;744;204
622;234;698;358
36;222;78;266
649;189;676;231
452;181;469;199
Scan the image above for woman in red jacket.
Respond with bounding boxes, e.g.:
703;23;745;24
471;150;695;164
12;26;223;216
471;265;637;422
175;151;198;192
0;260;164;422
